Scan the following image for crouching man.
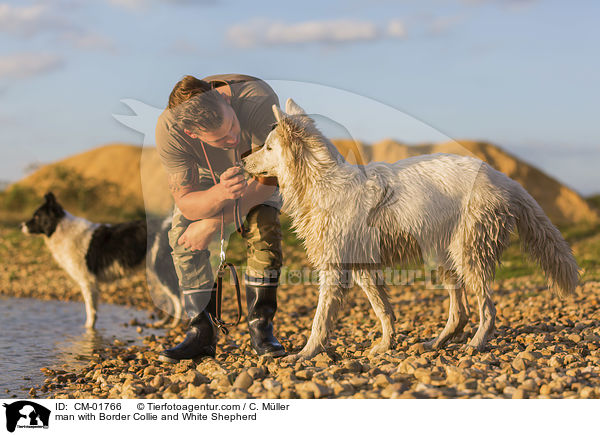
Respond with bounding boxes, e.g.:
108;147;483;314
155;74;285;362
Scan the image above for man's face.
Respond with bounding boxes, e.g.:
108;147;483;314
184;102;241;150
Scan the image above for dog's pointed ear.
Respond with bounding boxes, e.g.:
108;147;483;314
286;98;306;116
44;192;56;204
272;104;285;123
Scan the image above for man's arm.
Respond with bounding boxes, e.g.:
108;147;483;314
176;176;277;251
167;168;229;221
168;166;250;221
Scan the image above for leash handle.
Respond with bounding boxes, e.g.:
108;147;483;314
211;262;243;335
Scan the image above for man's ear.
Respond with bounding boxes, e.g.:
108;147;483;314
272;104;285;123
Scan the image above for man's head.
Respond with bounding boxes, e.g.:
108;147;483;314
171;86;241;150
167;75;211;109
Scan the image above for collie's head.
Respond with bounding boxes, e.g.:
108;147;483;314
243;98;337;182
21;192;66;237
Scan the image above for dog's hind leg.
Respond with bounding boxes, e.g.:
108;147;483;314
424;267;470;349
80;281;99;329
424;284;470;349
287;270;346;362
467;288;496;351
353;270;396;355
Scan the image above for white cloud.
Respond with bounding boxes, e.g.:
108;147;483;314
0;3;61;37
0;3;115;52
0;53;65;79
227;18;407;48
387;19;407;38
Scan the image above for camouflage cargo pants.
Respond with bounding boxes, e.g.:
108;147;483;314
168;203;283;296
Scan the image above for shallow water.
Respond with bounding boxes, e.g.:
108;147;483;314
0;296;161;397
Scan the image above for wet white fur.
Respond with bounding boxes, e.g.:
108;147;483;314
243;99;579;361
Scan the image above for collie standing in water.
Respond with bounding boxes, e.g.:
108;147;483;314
22;192;181;329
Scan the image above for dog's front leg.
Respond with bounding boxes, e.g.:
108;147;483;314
285;270;345;363
80;281;99;329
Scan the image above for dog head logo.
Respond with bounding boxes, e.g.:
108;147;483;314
3;401;51;432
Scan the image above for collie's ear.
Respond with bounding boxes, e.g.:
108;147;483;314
44;192;56;204
272;104;285;123
286;98;306;116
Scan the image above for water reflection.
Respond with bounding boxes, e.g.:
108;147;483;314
0;296;162;396
54;329;106;366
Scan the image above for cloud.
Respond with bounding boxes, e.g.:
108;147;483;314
0;3;63;37
0;53;65;79
387;19;407;38
227;18;407;48
0;3;116;52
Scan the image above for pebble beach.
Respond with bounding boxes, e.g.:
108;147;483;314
2;224;600;399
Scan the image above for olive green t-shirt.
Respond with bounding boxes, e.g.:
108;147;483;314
155;74;279;178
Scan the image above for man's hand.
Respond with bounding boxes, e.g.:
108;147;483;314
218;166;248;200
178;219;220;251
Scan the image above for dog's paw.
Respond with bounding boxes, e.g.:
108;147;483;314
422;338;440;351
368;340;392;356
461;342;484;354
283;346;322;363
282;354;305;364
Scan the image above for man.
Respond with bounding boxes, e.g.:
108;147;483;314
155;74;285;362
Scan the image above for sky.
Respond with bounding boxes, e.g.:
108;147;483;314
0;0;598;195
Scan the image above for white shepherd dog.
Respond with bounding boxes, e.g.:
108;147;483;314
243;99;579;361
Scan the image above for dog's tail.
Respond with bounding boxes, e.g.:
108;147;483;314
511;184;579;298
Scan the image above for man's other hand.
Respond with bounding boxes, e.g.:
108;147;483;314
178;219;220;251
219;166;248;200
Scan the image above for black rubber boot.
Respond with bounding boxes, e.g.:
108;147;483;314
246;283;285;357
158;288;217;363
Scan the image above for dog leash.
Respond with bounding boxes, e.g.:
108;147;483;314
199;141;245;335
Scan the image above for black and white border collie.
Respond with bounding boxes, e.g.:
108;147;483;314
21;192;182;328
